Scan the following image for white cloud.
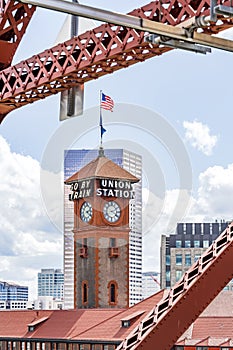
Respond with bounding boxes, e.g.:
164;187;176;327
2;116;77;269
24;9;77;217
193;164;233;220
142;163;233;271
183;120;218;156
0;136;63;299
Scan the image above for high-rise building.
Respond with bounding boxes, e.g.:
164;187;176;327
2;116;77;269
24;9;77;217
64;149;142;308
160;221;229;289
142;272;160;299
37;269;64;300
0;281;28;310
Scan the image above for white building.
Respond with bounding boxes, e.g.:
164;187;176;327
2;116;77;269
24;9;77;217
64;149;142;308
33;296;64;310
142;272;160;299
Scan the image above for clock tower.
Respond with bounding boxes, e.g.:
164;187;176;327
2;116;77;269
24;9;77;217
65;148;139;309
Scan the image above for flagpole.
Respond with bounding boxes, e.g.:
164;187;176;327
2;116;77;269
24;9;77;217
99;89;103;147
99;90;105;157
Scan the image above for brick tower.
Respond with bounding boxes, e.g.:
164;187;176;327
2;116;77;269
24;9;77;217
65;148;139;309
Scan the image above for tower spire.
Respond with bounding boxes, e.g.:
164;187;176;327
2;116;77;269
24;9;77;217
98;145;105;157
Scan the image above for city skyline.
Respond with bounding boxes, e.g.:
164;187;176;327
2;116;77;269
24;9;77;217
1;1;233;300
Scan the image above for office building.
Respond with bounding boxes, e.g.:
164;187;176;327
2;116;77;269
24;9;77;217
37;269;64;300
160;221;229;289
0;281;28;310
64;149;142;308
33;296;64;310
142;272;160;299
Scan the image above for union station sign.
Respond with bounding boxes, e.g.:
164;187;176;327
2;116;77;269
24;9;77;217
69;178;135;200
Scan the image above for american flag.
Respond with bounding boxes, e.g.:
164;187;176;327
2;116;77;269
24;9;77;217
101;92;114;111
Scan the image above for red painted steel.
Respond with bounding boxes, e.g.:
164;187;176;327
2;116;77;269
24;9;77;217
0;0;35;69
1;0;233;122
116;222;233;350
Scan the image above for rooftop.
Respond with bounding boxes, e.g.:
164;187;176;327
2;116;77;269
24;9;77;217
65;151;139;184
0;291;233;346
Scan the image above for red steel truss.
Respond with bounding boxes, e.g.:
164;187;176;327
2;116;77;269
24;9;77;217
1;0;233;122
0;0;35;70
117;222;233;350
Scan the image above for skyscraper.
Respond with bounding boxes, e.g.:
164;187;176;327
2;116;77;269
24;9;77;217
64;149;142;308
37;268;64;300
160;221;229;289
142;272;160;299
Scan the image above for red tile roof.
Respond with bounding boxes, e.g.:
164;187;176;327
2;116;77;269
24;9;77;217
65;154;139;183
71;291;165;341
177;291;233;346
191;317;233;339
0;291;164;342
0;310;52;338
1;290;233;348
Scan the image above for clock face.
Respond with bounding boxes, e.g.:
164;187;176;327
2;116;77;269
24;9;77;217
80;202;93;222
103;201;121;223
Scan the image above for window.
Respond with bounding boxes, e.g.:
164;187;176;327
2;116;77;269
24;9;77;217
194;254;201;262
109;238;116;247
176;254;182;265
185;240;191;248
176;270;183;282
82;281;88;304
194;240;200;247
109;238;119;258
108;281;118;305
166;255;170;265
166;271;170;282
203;240;209;248
185;254;191;266
176;240;182;248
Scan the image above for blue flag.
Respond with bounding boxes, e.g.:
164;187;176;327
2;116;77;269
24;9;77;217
100;111;106;138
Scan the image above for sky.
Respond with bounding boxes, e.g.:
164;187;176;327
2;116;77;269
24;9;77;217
1;0;233;300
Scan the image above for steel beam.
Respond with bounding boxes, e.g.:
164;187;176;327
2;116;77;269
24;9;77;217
19;0;233;54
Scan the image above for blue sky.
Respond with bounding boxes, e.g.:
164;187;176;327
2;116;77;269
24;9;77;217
1;1;233;299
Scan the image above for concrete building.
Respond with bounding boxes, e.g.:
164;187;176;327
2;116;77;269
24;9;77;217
37;269;64;300
33;296;64;310
160;221;229;289
0;281;28;310
64;149;142;308
142;272;160;299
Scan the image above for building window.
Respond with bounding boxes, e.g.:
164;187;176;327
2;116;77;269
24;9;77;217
194;254;201;262
176;240;182;248
82;281;88;304
166;271;170;282
176;270;183;282
108;281;118;305
194;240;200;247
203;240;209;248
109;238;116;247
185;240;191;248
185;254;191;266
166;255;170;265
109;238;119;258
176;254;182;265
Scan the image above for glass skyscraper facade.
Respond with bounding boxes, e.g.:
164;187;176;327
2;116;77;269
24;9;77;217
0;282;28;309
64;149;142;308
37;268;64;300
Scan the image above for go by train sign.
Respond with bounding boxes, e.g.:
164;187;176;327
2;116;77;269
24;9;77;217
69;178;135;200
